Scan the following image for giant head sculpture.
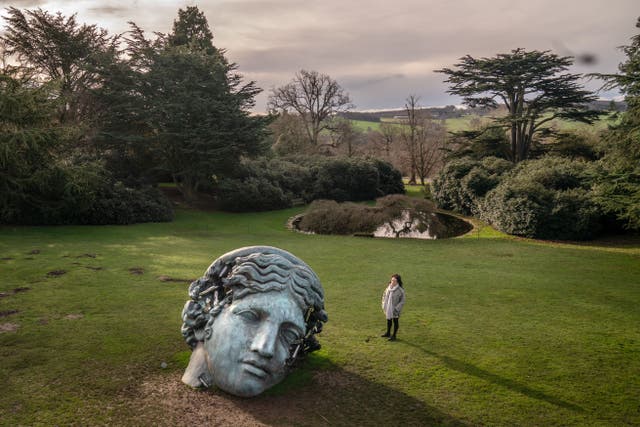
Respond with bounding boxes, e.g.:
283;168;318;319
181;246;327;397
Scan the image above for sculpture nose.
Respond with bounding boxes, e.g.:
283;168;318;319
250;322;277;358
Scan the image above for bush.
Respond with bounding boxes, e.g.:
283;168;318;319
215;156;405;212
298;200;382;235
545;131;601;161
432;156;513;215
298;195;450;237
216;176;292;212
312;158;380;202
83;184;174;225
449;126;511;160
371;159;405;196
481;157;602;240
1;163;173;225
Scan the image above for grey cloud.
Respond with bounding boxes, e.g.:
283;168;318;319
0;0;47;6
8;0;636;111
88;6;129;15
347;74;406;90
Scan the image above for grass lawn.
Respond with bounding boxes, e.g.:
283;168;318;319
1;208;639;425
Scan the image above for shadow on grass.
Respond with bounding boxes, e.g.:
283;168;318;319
403;342;584;413
132;354;471;426
242;364;470;426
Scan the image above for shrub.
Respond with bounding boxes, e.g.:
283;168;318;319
298;200;382;235
432;156;513;215
371;159;405;196
1;163;173;225
481;157;602;240
543;131;601;161
298;195;450;237
449;126;511;160
312;158;380;202
215;155;405;212
216;176;292;212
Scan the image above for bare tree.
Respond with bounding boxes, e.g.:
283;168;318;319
328;118;360;157
400;95;421;184
268;69;353;146
415;118;447;185
378;122;399;160
398;95;448;185
269;112;311;156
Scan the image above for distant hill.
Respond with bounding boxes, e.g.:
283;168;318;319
341;100;626;123
341;105;465;122
588;100;627;112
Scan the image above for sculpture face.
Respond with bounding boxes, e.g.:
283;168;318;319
204;290;305;397
181;246;327;397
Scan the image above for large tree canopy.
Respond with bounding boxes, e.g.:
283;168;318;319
268;69;353;147
437;49;599;162
593;17;640;230
1;7;119;124
96;7;270;200
167;5;216;53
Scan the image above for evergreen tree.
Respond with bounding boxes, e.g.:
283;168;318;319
437;49;599;162
97;7;270;200
1;7;119;124
594;17;640;230
168;6;216;54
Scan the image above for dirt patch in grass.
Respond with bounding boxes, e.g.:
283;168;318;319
157;275;195;283
1;287;31;299
85;266;103;271
46;270;67;277
28;249;40;255
77;253;97;258
129;267;145;275
0;309;19;318
0;323;19;333
64;314;84;320
132;373;269;426
126;370;465;426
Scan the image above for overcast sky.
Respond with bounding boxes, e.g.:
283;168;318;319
2;0;638;112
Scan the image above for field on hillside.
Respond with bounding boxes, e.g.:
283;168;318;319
352;112;618;134
1;208;639;425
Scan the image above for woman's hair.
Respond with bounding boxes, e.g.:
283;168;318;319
392;273;403;288
181;246;327;363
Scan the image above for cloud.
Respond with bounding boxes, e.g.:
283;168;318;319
87;6;129;15
0;0;48;6
3;0;636;111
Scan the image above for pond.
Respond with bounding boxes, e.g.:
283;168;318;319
289;210;473;239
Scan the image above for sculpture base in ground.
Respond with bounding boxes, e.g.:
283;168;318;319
181;342;212;388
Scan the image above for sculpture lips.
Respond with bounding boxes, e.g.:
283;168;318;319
241;359;270;378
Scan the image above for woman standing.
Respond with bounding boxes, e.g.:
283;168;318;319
381;274;405;341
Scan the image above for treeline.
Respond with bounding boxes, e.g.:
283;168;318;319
430;20;640;238
340;105;465;122
0;6;405;225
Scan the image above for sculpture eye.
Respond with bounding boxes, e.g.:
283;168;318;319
281;328;300;345
237;309;259;322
